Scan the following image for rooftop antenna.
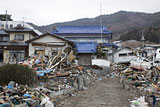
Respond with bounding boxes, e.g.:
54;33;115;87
100;4;103;43
5;9;8;29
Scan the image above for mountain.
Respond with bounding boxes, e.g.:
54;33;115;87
28;10;160;41
120;27;160;43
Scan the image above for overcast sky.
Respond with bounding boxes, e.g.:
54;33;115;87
0;0;160;26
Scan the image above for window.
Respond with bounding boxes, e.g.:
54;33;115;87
0;36;9;42
128;52;134;56
119;53;127;57
10;24;13;29
9;50;25;62
14;34;24;41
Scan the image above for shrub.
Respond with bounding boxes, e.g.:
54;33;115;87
0;64;37;86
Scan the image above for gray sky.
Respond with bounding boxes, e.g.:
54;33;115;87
0;0;160;26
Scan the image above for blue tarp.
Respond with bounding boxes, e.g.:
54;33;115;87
8;83;13;89
23;93;31;98
35;60;41;64
36;69;55;76
0;103;11;107
75;42;98;53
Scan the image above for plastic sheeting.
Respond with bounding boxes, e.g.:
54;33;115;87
40;96;54;107
36;69;55;76
92;59;111;67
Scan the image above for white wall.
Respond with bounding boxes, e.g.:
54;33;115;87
71;38;108;43
0;21;42;35
114;49;137;63
145;49;156;57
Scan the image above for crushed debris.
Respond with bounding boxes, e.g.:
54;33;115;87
0;48;110;107
111;58;160;106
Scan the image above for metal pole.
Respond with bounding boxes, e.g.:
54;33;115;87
100;4;102;43
5;9;8;29
23;17;24;27
142;30;144;47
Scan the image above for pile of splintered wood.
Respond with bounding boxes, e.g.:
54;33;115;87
46;49;76;71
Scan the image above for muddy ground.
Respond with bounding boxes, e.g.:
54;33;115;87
61;78;141;107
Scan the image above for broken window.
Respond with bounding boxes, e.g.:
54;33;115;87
128;52;134;56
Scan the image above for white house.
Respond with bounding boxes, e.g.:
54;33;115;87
113;48;137;63
27;32;74;56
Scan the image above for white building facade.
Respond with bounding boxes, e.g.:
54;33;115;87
113;48;137;63
0;21;42;35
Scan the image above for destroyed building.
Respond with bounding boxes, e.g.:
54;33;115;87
112;48;137;64
27;32;74;56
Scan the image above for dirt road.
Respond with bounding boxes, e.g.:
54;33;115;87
62;78;139;107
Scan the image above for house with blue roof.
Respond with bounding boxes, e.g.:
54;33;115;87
75;42;98;66
52;26;114;65
52;26;112;43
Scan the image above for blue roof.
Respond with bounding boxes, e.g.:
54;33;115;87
36;69;55;76
52;26;112;34
102;43;119;48
75;42;98;53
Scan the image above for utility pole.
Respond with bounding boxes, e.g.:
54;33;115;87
23;17;25;27
141;30;145;48
5;9;8;29
100;4;103;43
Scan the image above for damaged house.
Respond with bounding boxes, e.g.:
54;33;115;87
75;42;98;66
27;32;74;56
0;25;38;63
112;48;137;64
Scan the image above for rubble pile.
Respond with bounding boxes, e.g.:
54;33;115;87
111;62;160;106
130;96;148;107
0;81;55;107
0;49;110;107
